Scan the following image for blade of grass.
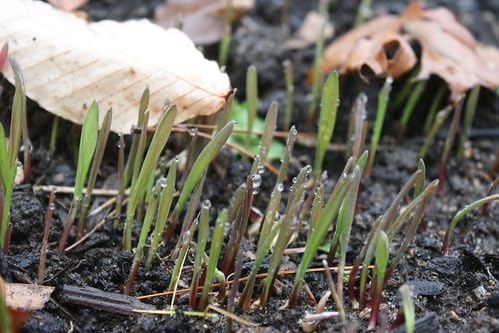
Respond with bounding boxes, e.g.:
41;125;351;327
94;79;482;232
283;60;294;131
259;101;278;163
399;80;427;139
423;85;446;133
419;106;452;159
367;230;389;331
458;85;480;159
246;65;258;147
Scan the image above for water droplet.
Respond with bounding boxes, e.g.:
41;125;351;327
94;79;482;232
188;128;198;136
304;165;312;175
274;212;280;221
251;174;262;194
48;203;56;211
159;177;168;188
292;177;297;184
291;126;298;135
202;200;212;209
257;164;265;175
173;156;180;163
386;76;393;84
276;183;284;192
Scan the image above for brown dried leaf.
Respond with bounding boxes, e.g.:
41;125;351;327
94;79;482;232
155;0;254;45
319;2;499;93
0;0;231;133
285;11;334;49
4;283;54;311
47;0;88;11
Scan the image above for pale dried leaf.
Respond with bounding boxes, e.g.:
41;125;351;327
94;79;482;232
319;2;499;93
48;0;88;11
155;0;254;45
5;283;54;311
0;0;231;133
285;11;334;49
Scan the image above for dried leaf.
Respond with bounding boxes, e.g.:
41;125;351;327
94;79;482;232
319;2;499;93
0;0;231;133
4;283;54;311
47;0;88;11
285;11;334;49
155;0;254;45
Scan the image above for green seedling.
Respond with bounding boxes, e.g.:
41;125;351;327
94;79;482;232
123;105;177;251
189;200;211;308
458;85;480;159
307;0;329;125
367;230;389;331
145;157;177;270
198;209;227;310
366;77;392;176
0;58;25;247
77;109;112;238
443;193;499;255
259;101;278;163
399;284;415;333
49;116;59;155
216;91;235;133
166;121;234;241
321;259;345;321
114;133;126;228
125;178;161;295
278;126;297;184
390;67;419;110
346;93;367;160
419;106;452;159
308;183;324;240
283;59;294;131
261;165;310;308
355;0;372;26
314;71;339;180
167;219;197;295
423;85;446;133
288;159;352;307
246;65;258;147
399;80;427;139
58;101;99;252
218;0;232;67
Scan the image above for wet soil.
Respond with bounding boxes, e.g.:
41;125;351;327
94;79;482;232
1;0;498;332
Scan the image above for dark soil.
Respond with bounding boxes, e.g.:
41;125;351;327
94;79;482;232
1;0;498;332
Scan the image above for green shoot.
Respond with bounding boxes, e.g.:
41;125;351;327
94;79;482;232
308;183;324;240
322;259;345;321
366;77;392;176
218;0;233;67
458;85;480;159
189;200;211;308
130;110;150;193
261;165;311;308
123;105;177;251
145;157;177;270
125;179;161;295
354;0;372;26
367;230;389;331
167;220;197;294
314;71;339;180
259;101;278;163
278;126;297;183
283;59;294;131
306;0;329;125
399;80;427;139
49;116;59;156
419;106;452;160
114;133;126;228
443;194;499;255
216;91;234;133
246;65;258;146
166;121;234;241
423;85;446;133
198;209;227;310
77;108;112;238
399;284;415;333
346;93;367;160
390;67;419;110
58;101;99;252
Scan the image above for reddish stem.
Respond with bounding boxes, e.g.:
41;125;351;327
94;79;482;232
367;283;382;331
58;205;74;253
347;261;361;304
0;43;7;71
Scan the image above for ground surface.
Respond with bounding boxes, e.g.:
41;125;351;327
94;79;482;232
0;0;498;332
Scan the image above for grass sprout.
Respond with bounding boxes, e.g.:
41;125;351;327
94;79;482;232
58;101;99;252
399;284;415;333
114;133;126;228
218;0;233;68
367;230;389;331
314;71;339;180
259;101;278;163
283;59;294;131
399;80;427;139
423;85;447;133
419;105;452;160
246;65;258;146
123;105;177;251
458;85;480;159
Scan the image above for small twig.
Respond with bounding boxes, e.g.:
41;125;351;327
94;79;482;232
38;191;55;284
64;213;114;252
208;304;257;327
33;185;127;196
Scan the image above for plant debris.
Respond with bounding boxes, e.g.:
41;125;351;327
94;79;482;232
318;2;499;94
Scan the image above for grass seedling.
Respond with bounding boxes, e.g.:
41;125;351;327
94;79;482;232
306;0;328;126
283;59;294;131
321;259;345;321
314;71;339;180
367;230;389;331
346;93;367;160
114;133;126;228
355;0;372;26
458;85;480;159
216;91;234;133
419;106;452;160
218;0;232;67
167;219;197;295
278;126;297;184
166;121;234;241
366;77;392;176
399;284;415;333
49;116;59;156
125;178;161;294
0;58;24;247
246;65;258;147
261;165;311;308
145;158;177;270
259;101;278;163
443;193;499;255
189;200;211;308
123;105;177;251
399;80;427;140
423;85;446;133
38;191;55;285
390;67;419;110
58;102;99;252
198;209;227;310
77;109;112;238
